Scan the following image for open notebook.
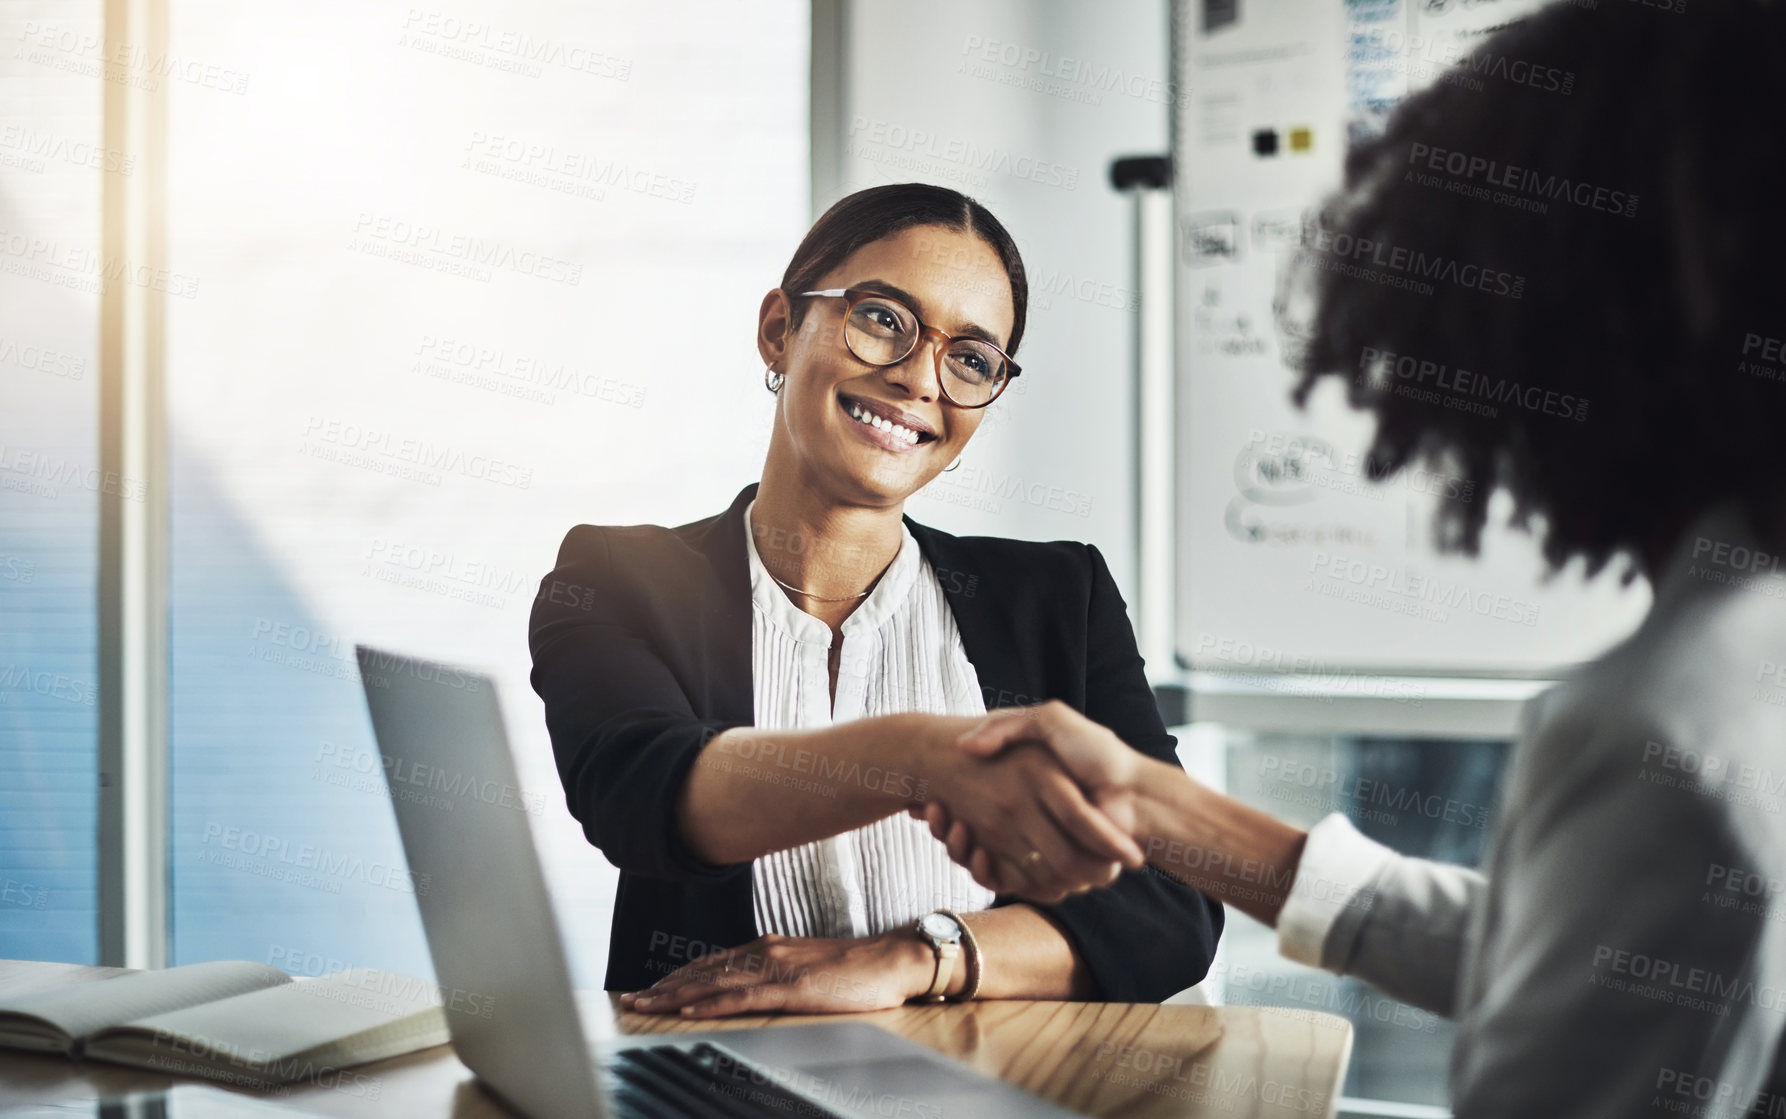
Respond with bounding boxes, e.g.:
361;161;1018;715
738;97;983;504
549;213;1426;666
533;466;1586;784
0;961;451;1085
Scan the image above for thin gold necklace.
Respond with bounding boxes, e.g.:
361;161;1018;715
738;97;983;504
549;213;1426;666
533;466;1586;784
769;572;872;604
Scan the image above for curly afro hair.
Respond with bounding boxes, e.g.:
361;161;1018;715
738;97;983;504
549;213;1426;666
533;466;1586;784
1288;0;1786;580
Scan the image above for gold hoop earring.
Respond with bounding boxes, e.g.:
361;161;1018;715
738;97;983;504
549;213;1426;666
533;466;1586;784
764;366;784;394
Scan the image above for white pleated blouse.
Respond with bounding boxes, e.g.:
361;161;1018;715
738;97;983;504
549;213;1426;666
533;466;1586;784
743;500;997;939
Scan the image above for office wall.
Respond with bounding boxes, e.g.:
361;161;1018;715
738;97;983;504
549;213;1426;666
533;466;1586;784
825;0;1173;607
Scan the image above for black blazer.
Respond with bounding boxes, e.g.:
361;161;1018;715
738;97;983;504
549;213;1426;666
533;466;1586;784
528;482;1223;998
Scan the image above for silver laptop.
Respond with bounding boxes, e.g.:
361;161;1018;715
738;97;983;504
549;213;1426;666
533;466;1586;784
355;644;1081;1119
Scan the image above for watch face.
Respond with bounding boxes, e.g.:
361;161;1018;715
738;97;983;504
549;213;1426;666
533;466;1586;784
920;912;962;942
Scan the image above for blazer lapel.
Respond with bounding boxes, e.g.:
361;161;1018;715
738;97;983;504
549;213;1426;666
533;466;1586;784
686;483;759;726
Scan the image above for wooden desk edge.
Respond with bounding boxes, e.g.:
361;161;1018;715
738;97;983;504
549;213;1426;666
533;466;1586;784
0;960;1356;1119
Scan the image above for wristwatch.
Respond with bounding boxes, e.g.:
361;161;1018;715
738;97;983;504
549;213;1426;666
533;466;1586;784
913;911;965;1002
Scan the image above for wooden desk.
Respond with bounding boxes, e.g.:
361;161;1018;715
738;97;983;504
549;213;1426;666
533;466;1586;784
0;960;1352;1118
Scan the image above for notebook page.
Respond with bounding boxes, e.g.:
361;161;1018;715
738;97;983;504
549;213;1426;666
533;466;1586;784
0;961;289;1048
88;968;450;1072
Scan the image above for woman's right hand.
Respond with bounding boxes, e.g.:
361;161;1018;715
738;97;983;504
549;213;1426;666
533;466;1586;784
914;717;1145;903
933;701;1309;926
915;701;1156;898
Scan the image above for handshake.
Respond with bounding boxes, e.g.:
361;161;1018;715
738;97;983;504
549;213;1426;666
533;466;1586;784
905;700;1188;905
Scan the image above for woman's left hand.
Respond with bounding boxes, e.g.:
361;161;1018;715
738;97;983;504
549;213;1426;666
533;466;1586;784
618;931;935;1018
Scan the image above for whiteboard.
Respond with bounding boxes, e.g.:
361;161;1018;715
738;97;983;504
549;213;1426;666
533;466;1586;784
1172;0;1648;677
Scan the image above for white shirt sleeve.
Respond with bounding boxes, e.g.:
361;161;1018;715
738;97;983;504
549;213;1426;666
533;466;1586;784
1276;812;1486;1018
1276;813;1399;967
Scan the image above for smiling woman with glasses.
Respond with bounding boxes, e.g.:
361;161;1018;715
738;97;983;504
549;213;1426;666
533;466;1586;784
528;182;1220;1018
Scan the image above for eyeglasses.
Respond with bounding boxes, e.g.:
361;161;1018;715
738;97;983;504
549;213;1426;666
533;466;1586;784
796;288;1021;408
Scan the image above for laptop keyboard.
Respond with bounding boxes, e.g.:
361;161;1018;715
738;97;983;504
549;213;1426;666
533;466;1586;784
606;1041;850;1119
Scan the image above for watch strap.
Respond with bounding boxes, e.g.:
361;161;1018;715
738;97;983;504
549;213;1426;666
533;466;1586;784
938;908;981;1002
920;940;959;1001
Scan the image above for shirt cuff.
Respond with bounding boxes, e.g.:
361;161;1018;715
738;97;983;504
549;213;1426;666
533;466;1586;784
1276;813;1397;970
